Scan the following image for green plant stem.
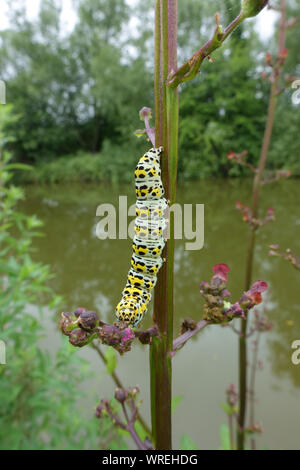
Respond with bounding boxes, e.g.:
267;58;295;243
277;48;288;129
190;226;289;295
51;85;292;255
237;0;286;450
167;11;248;87
249;331;260;450
150;0;178;450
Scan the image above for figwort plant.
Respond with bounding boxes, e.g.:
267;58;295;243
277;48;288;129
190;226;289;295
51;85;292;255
269;245;300;270
226;0;297;450
59;0;269;450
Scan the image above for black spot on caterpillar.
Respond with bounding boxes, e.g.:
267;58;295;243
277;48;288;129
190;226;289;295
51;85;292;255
115;147;168;327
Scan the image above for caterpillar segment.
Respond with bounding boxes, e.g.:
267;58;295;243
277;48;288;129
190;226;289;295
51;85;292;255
115;147;168;327
136;198;168;220
132;238;165;258
135;180;164;200
126;268;157;291
134;217;167;240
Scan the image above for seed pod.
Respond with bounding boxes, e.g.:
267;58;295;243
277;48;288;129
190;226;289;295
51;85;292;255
240;0;268;19
74;307;88;318
78;310;99;330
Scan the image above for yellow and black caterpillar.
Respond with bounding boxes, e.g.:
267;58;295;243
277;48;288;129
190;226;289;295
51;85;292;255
115;147;168;327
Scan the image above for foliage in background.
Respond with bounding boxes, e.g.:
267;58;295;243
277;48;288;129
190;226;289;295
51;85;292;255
0;0;299;181
19;138;148;185
0;106;126;449
267;0;300;173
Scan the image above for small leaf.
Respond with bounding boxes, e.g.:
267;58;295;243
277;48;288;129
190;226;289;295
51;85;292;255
134;129;147;138
171;395;183;414
180;433;198;450
104;346;117;375
220;424;231;450
134;420;148;443
220;401;232;415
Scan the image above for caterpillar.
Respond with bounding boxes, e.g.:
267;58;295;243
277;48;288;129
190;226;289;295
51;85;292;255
115;147;168;327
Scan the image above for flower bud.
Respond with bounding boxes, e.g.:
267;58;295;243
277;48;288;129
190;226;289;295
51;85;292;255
128;386;140;398
78;310;99;330
69;329;90;347
278;48;288;60
95;404;105;418
229;302;245;318
95;399;109;418
226;384;238;406
114;388;128;403
199;281;210;295
247;423;263;434
227;151;236;160
241;0;268;19
98;325;135;354
221;289;231;298
139;107;152;121
74;307;88;318
59;312;74;336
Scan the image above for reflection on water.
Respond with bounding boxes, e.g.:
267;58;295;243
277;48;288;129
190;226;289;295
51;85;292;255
20;178;300;449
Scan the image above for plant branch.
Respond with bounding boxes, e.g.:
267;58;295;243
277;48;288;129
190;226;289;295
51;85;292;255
171;319;208;355
167;1;268;88
237;0;287;450
249;331;261;450
96;389;152;450
91;342;152;438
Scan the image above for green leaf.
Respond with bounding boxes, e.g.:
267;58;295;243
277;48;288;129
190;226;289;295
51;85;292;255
180;433;198;450
134;420;149;443
171;395;183;414
220;401;231;415
220;424;231;450
104;346;117;375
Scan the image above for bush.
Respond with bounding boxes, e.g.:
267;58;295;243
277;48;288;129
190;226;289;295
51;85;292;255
0;107;126;449
20;138;148;185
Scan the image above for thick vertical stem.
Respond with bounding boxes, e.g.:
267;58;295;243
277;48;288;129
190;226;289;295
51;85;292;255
150;0;178;450
237;0;286;450
249;332;260;450
237;228;255;449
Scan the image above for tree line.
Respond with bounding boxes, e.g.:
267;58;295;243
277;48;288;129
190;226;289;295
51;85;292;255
0;0;299;181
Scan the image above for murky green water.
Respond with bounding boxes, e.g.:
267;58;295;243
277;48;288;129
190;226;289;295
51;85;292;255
20;178;300;450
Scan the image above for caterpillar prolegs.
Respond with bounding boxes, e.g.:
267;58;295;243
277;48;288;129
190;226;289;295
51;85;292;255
115;147;168;327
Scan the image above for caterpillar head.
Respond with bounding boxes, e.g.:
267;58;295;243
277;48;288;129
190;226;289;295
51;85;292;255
116;299;141;326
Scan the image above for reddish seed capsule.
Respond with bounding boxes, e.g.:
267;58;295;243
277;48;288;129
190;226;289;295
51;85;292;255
78;310;99;330
69;329;89;347
114;388;128;403
74;307;88;318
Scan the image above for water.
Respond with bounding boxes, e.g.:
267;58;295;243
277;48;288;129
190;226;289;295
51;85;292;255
20;178;300;450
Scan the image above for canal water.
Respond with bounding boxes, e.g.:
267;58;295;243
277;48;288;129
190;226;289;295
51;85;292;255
20;178;300;449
